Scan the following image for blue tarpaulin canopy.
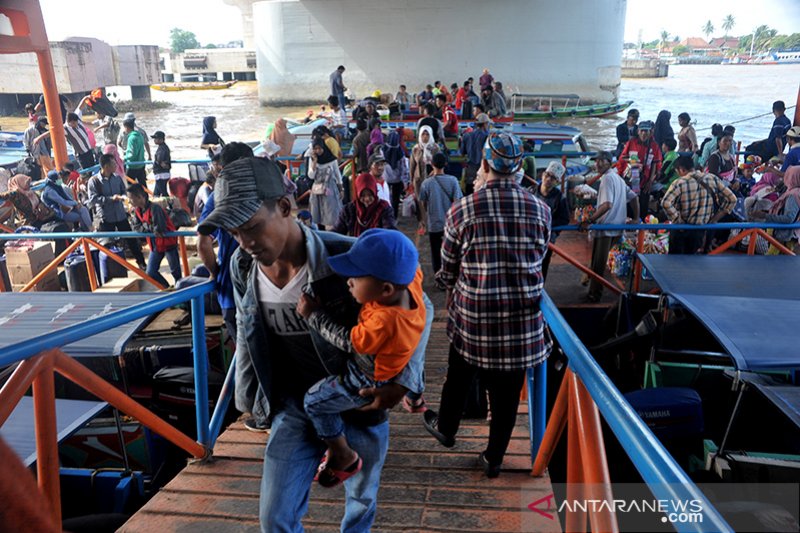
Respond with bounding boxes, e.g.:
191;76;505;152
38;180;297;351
0;292;159;358
0;396;107;466
637;254;800;371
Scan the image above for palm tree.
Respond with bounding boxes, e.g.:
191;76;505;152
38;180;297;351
722;15;735;38
702;20;715;42
659;30;670;56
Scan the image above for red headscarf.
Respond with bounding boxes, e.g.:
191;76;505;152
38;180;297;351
353;173;386;236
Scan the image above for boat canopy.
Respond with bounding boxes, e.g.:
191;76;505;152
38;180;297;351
0;292;156;358
637;254;800;372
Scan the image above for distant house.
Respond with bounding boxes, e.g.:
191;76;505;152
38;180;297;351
709;37;741;54
680;37;717;55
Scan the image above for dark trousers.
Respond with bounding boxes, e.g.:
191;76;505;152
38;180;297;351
588;234;619;299
389;181;404;217
437;343;526;465
77;150;96;170
428;231;443;274
638;189;651;219
154;179;169;197
541;248;554;281
99;219;145;266
127;167;147;189
669;229;705;255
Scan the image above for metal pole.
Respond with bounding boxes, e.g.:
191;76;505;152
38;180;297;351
178;236;190;277
794;83;800;127
0;355;48;426
208;353;236;448
32;353;61;525
532;361;547;459
532;370;569;477
191;296;210;446
81;238;99;292
52;350;206;458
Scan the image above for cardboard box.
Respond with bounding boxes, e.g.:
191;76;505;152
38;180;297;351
5;242;58;287
5;242;54;267
94;276;159;293
11;272;60;292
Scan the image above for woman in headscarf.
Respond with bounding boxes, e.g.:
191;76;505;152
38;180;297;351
409;125;440;233
308;138;343;230
382;130;409;215
366;118;384;158
332;173;396;236
200;116;225;158
653;110;674;147
39;169;92;231
0;174;54;227
103;143;125;179
270;118;296;157
677;112;698;154
753;166;800;249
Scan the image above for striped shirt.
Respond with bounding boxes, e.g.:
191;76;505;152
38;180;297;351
64;108;92;155
436;179;552;370
661;171;737;225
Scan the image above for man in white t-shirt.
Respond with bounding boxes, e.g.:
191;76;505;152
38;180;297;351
579;151;639;302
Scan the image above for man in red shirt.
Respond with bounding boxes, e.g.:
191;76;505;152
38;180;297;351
617;120;662;218
435;94;459;138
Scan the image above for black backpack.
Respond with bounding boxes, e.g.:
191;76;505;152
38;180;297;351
16;157;41;181
461;100;474;120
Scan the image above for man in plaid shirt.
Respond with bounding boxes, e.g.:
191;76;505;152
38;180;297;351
662;156;737;254
424;132;552;478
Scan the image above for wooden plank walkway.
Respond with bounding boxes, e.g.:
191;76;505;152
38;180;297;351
120;316;558;532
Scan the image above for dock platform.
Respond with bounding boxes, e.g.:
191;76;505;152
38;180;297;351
120;318;558;532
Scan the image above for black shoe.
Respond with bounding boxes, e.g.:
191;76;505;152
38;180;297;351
423;410;455;448
479;452;501;478
243;416;271;433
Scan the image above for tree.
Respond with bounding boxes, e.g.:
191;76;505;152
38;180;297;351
170;28;199;53
659;30;670;54
722;15;735;37
753;25;777;52
702;20;715;41
672;45;690;57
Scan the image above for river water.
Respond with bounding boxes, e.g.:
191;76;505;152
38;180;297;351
5;64;798;162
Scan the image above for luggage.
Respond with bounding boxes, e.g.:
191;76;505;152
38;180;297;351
99;246;127;282
65;249;102;291
151;366;225;438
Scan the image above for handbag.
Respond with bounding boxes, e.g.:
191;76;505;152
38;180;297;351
311;182;328;195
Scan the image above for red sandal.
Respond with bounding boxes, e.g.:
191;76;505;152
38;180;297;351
317;456;363;488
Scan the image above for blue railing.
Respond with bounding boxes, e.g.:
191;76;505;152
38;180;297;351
0;281;232;448
540;292;733;532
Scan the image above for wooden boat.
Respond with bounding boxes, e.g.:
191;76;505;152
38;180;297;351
393;95;632;122
150;81;237;92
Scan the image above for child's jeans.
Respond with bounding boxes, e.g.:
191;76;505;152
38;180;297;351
304;359;386;440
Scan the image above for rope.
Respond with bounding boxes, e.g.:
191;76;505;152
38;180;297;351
695;105;797;132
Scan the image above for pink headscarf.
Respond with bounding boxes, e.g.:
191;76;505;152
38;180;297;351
769;167;800;242
749;171;781;201
270;118;296;157
8;174;39;208
103;144;125;176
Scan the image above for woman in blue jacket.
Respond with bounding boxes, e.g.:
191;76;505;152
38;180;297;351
41;170;92;231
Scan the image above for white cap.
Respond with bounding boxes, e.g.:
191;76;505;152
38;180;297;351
545;161;566;179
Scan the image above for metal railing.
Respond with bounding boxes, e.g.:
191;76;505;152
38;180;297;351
0;281;227;526
534;292;733;532
0;230;198;293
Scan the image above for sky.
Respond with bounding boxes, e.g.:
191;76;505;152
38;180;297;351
37;0;800;48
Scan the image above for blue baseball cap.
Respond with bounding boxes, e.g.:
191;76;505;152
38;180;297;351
638;120;654;131
483;132;523;174
327;229;418;285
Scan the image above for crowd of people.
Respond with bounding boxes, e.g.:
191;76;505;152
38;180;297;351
1;74;798;533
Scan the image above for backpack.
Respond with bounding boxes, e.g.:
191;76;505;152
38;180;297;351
15;157;41;181
167;203;193;228
461;100;474;120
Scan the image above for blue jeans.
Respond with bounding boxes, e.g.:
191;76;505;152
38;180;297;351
61;206;92;231
304;360;378;439
337;91;346;109
259;397;388;532
146;246;182;287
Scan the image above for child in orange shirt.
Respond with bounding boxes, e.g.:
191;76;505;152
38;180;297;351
297;229;426;488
